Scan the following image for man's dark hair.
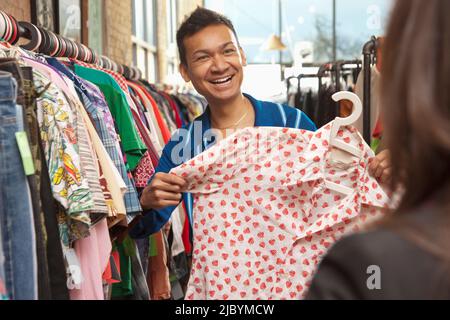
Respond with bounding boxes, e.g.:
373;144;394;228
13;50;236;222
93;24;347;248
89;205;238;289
177;7;240;66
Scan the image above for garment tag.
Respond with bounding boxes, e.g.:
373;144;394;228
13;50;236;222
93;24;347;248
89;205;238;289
15;131;36;176
64;248;84;290
58;57;71;63
329;147;358;169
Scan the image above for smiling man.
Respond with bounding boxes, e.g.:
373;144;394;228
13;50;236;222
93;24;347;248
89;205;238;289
129;7;390;239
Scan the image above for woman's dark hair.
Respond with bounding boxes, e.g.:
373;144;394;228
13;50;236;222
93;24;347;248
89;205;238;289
381;0;450;256
176;7;240;66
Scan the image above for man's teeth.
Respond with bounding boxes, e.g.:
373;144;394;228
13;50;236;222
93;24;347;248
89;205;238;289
211;76;232;84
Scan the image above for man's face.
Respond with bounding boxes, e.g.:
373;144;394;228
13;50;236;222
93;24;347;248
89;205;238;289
180;24;247;105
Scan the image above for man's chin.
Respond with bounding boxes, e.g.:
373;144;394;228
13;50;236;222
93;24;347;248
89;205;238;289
207;91;242;105
202;85;242;102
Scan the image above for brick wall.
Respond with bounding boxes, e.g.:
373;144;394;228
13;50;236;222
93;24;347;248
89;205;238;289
177;0;203;25
0;0;31;22
104;0;133;66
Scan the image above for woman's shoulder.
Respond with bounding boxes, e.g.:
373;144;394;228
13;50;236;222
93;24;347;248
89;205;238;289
306;225;450;300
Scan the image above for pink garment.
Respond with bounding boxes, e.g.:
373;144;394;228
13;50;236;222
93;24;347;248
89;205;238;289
171;123;391;300
22;57;73;97
70;219;112;300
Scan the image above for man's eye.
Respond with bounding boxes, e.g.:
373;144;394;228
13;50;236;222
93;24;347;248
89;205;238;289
224;49;236;55
196;56;209;61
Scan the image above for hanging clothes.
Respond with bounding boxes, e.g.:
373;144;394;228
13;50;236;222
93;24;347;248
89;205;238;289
73;65;147;172
354;65;381;136
316;84;339;129
0;70;38;300
45;57;143;216
31;63;95;242
0;32;216;301
0;57;55;300
70;219;112;300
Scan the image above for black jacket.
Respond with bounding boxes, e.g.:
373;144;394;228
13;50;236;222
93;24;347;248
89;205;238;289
305;226;450;300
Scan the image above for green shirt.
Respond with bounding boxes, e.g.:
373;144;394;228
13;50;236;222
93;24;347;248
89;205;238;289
111;241;133;298
74;64;147;171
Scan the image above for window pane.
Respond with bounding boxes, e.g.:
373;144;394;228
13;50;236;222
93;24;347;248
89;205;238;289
88;0;103;55
167;0;177;46
145;0;156;45
205;0;393;64
206;0;280;64
59;0;82;42
282;0;333;64
167;62;175;82
166;0;177;59
148;52;157;83
336;0;392;60
137;46;148;79
133;0;145;40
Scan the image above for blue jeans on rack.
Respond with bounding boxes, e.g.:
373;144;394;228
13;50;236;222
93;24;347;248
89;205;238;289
0;71;37;300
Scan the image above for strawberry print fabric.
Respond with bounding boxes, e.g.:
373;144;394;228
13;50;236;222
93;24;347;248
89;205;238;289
170;123;390;300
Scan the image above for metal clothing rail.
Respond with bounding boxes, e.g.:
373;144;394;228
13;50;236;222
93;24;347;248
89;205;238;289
1;9;142;80
317;59;362;116
362;36;379;144
286;74;321;103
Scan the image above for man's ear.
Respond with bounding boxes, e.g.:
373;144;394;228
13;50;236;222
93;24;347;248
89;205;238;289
179;63;191;83
240;47;247;67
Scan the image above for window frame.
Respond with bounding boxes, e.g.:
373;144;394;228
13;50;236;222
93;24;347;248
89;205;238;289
132;0;159;82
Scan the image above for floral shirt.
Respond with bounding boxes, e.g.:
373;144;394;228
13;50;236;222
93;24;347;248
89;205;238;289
33;68;94;239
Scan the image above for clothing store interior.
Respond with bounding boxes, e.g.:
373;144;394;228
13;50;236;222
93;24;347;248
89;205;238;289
1;0;449;301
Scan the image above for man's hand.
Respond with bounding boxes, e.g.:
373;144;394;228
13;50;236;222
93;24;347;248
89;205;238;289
140;172;187;210
369;150;392;184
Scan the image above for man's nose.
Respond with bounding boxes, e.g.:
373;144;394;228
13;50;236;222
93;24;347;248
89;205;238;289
210;54;229;73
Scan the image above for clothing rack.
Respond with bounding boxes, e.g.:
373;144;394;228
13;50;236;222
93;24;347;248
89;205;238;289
287;59;362;122
362;36;379;144
286;74;321;104
317;60;361;87
333;59;362;92
317;60;362;115
0;8;211;302
1;10;142;80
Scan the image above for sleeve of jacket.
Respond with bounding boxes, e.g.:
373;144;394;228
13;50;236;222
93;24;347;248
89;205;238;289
284;105;317;131
306;229;450;300
129;128;189;239
305;230;422;300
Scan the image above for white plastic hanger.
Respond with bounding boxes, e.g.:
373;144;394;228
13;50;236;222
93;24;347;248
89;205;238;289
325;91;363;195
330;91;363;157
